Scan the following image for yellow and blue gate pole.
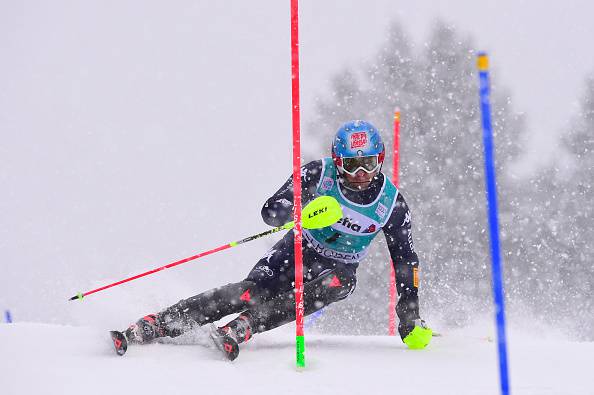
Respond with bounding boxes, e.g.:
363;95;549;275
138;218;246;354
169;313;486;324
477;52;510;395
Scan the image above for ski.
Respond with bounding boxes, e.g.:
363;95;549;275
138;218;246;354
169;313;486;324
208;324;240;361
110;330;128;356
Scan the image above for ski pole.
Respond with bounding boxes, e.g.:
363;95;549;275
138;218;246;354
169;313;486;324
69;195;342;301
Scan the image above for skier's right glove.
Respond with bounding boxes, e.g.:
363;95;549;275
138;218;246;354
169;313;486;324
399;318;432;349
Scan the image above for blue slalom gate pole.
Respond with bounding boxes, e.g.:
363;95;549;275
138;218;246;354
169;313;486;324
477;52;510;395
4;310;12;323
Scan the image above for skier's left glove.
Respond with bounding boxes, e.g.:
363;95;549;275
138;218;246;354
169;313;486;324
399;318;432;349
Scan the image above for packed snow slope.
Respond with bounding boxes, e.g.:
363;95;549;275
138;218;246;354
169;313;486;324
1;322;591;395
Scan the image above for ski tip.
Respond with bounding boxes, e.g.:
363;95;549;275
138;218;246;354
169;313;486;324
110;331;128;356
222;338;240;361
217;336;239;362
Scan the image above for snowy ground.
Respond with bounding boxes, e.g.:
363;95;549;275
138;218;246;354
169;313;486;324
1;322;592;395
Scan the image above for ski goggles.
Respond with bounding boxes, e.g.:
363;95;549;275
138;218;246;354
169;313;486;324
337;155;381;176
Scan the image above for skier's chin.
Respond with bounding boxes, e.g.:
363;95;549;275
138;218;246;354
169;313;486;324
343;179;372;191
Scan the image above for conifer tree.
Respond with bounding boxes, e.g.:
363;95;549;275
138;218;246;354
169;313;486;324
305;20;526;333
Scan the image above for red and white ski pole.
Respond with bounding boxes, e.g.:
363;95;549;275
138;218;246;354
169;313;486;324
68;196;341;302
68;226;288;301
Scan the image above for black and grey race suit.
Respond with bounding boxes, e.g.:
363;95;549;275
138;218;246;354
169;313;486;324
136;160;421;341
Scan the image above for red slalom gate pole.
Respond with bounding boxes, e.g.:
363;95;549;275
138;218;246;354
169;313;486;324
389;109;401;336
392;110;401;187
290;0;305;368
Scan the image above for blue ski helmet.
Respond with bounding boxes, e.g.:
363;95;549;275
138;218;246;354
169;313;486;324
331;120;385;174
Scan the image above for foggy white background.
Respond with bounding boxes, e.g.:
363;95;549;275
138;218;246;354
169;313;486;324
1;1;593;327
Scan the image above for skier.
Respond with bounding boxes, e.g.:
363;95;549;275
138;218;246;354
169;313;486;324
114;120;431;360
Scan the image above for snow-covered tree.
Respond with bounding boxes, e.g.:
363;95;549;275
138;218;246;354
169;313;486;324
305;21;526;333
519;76;594;338
562;76;594;339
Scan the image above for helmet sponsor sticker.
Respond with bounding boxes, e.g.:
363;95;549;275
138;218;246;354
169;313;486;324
350;132;368;149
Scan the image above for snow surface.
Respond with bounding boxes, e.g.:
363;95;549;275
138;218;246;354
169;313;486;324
1;322;592;395
1;3;593;395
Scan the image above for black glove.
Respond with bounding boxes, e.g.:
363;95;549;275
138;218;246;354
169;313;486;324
399;318;430;338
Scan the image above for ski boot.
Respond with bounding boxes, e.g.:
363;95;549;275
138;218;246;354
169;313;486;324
209;313;254;361
124;314;169;344
110;314;171;356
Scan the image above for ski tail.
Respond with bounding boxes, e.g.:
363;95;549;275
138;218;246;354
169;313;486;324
208;324;240;361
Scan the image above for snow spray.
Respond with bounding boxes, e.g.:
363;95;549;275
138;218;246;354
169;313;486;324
304;309;324;329
477;52;511;395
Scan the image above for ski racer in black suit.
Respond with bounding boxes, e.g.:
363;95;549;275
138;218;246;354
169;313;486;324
120;120;432;359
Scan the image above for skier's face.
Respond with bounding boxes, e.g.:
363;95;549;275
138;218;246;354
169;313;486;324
342;168;378;190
